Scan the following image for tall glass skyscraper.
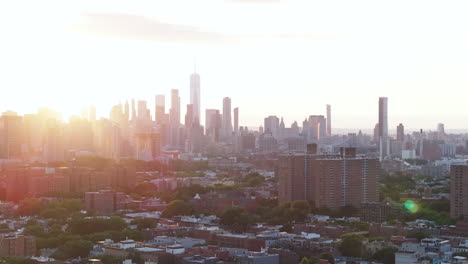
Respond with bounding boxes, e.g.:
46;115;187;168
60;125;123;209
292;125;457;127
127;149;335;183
190;72;200;126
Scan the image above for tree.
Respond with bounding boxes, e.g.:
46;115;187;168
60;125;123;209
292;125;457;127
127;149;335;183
339;233;364;257
407;231;430;241
162;200;193;218
17;198;43;216
290;200;311;222
132;218;157;230
372;247;396;264
24;225;44;236
220;206;257;227
349;221;370;232
242;173;265;187
53;239;93;260
40;207;68;219
299;257;313;264
68;216;127;235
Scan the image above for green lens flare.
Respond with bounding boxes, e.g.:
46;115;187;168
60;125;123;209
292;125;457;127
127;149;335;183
404;200;418;213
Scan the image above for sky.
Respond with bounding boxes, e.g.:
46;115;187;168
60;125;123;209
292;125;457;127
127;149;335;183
1;0;468;131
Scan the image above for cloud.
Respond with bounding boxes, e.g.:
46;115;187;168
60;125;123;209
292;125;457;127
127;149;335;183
70;13;234;44
70;13;334;44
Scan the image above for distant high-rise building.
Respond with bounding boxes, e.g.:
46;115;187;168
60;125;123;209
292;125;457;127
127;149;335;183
170;89;181;146
185;104;194;127
233;107;239;133
397;123;405;141
307;115;326;142
378;97;389;160
131;99;136;121
124;101;129;121
135;132;160;161
0;112;23;159
89;105;96;122
373;123;379;143
170;90;181;126
451;163;468;218
264;116;280;138
326;104;331;137
277;146;380;209
222;97;233;138
205;109;221;142
155;95;165;125
437;123;445;137
80;107;89;120
190;71;201;125
137;100;150;120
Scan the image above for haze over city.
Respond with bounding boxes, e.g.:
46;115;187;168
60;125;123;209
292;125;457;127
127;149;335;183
3;2;468;264
1;0;468;129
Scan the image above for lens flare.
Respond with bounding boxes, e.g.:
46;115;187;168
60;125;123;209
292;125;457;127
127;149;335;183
404;200;419;213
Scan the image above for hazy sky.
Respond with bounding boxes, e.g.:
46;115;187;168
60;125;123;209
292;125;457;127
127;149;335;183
1;0;468;130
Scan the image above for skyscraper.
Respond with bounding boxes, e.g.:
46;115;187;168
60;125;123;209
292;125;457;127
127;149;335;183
222;97;232;138
190;71;201;125
397;123;405;141
170;89;181;146
264;116;280;138
89;105;96;122
131;99;136;121
378;97;389;160
155;95;165;125
170;89;181;126
205;109;221;142
437;123;445;138
185;104;193;127
233;107;239;133
124;101;129;121
307;115;326;142
137;100;150;120
0;112;23;159
326;104;331;137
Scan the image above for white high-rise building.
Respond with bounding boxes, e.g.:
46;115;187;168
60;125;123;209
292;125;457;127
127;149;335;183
222;97;233;138
378;97;389;161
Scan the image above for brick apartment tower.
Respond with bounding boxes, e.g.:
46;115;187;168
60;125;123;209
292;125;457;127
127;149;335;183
277;144;380;209
450;163;468;218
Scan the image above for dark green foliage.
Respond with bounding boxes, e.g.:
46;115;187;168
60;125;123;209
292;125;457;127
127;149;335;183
17;198;43;216
133;182;157;197
406;231;431;241
372;247;396;264
339;233;364;257
242;172;265;187
162;200;193;217
220;206;258;226
68;216;127;235
52;239;93;260
132;218;157;230
404;200;454;225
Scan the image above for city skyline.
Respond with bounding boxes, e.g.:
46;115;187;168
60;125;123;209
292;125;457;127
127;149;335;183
1;0;468;129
